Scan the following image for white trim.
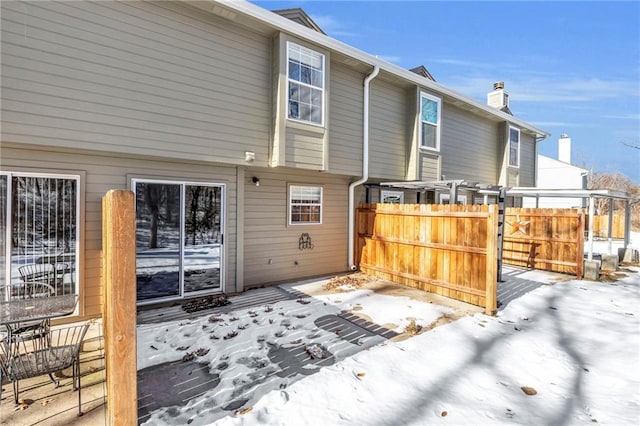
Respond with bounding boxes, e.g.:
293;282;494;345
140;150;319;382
0;171;81;303
288;184;323;225
419;92;441;152
131;178;226;305
439;193;467;205
508;126;521;168
286;41;326;127
380;190;404;204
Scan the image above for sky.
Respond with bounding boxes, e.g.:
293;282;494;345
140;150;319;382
136;235;640;425
252;0;640;183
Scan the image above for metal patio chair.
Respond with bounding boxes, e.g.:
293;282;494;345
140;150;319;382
0;322;90;415
18;263;68;295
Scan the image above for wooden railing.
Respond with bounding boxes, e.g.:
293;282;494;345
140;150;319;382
356;204;498;314
502;208;585;278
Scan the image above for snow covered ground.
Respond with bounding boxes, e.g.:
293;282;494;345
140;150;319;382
138;265;640;425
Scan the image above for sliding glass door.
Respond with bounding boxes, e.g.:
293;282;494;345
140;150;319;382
133;180;224;304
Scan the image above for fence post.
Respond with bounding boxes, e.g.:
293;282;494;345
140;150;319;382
576;210;585;279
102;190;137;425
485;204;498;315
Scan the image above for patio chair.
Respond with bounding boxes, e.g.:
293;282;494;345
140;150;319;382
0;322;90;415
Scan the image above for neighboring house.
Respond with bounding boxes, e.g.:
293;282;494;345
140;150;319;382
0;0;548;317
523;134;589;208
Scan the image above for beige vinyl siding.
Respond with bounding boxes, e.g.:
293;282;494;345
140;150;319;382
244;167;349;286
0;145;238;318
285;128;325;169
369;79;408;180
518;132;536;186
1;1;272;165
419;152;440;181
440;104;500;184
328;62;364;176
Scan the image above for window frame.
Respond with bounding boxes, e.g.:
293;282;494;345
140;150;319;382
508;126;521;168
380;190;405;204
288;184;323;226
286;41;326;127
1;171;81;302
131;178;226;305
438;193;468;205
419;91;442;152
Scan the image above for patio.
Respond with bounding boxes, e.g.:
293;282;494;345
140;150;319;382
0;267;568;425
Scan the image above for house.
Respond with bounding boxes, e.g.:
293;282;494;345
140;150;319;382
0;0;548;318
522;133;589;208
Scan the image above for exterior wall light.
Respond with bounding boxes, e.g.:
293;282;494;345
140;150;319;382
252;176;260;186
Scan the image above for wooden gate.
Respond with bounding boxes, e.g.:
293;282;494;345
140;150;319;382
356;204;498;314
502;208;585;278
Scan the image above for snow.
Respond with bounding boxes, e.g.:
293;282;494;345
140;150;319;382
138;267;640;425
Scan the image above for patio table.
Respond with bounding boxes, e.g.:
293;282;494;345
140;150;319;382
0;294;86;413
0;294;78;327
0;294;78;341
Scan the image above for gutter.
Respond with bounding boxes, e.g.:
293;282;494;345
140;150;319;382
348;65;380;270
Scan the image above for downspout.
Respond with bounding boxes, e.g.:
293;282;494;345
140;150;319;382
348;65;380;270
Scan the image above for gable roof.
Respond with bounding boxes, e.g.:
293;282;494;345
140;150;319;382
538;154;589;173
409;65;436;82
272;8;326;34
189;1;549;139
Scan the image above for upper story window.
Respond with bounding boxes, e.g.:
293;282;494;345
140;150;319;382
289;185;322;225
508;126;520;167
420;92;441;151
287;42;325;125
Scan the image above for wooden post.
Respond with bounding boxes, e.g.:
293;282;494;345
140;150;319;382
102;190;137;425
485;204;498;315
576;210;585;279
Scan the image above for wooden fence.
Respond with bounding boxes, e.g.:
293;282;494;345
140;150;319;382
591;214;625;239
502;208;584;278
356;203;498;314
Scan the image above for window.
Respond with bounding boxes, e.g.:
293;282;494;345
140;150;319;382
1;172;79;301
508;126;520;167
289;185;322;225
132;180;224;303
420;92;441;151
381;190;404;204
287;42;325;125
439;193;467;205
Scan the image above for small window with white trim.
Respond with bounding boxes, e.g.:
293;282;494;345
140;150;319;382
287;42;325;125
381;190;404;204
439;193;467;205
508;126;520;167
420;92;441;151
289;185;322;225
